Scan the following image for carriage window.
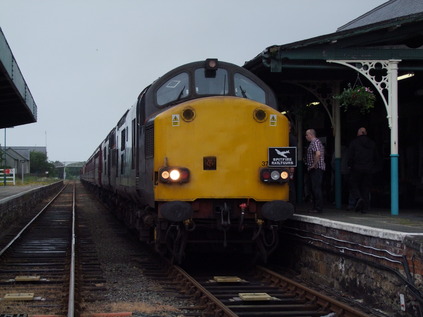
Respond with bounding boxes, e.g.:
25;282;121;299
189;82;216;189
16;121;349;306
234;73;266;104
195;68;228;95
156;73;189;106
121;129;126;150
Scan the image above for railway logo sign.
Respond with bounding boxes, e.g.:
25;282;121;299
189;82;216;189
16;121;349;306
268;147;297;167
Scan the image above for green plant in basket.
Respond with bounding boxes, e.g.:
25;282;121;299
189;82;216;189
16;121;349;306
334;83;376;114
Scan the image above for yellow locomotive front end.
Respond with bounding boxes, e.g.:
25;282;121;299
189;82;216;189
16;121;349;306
154;96;290;201
153;96;294;261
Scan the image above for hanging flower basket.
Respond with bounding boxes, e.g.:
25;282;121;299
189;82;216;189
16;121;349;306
333;83;376;114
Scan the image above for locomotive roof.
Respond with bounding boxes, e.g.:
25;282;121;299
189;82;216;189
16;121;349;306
140;59;278;120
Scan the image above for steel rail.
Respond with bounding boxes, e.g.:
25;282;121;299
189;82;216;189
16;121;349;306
67;182;76;317
173;265;239;317
0;183;67;257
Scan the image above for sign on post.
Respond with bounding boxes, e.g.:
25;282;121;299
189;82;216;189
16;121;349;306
0;168;16;185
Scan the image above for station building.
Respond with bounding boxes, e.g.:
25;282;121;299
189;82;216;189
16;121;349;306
3;146;47;175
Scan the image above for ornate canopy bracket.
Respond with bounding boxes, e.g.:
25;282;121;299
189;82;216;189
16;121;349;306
327;59;401;128
295;81;336;129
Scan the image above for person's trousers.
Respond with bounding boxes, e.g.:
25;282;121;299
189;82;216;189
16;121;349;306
309;168;324;212
350;171;372;210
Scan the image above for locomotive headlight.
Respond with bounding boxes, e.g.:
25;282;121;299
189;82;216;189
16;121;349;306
182;107;195;122
253;108;267;123
161;170;170;180
170;169;181;181
159;167;190;184
280;171;289;180
270;170;280;180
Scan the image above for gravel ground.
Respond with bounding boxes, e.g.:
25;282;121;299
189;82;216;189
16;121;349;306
77;182;198;317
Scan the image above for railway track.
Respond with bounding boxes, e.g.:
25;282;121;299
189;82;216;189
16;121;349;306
171;261;372;317
0;182;374;316
0;183;75;315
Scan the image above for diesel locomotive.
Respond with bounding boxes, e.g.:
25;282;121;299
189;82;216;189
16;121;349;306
81;59;294;263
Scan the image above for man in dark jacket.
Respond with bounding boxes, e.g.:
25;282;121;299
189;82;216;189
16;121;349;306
348;127;377;213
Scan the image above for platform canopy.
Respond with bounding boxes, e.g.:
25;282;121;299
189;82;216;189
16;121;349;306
244;2;423;214
244;10;423;90
0;28;37;129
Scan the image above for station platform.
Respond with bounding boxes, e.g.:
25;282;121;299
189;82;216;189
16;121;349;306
0;184;44;202
0;182;63;234
295;203;423;235
281;204;423;314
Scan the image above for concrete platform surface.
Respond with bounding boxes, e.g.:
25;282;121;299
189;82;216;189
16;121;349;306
0;184;44;202
295;203;423;237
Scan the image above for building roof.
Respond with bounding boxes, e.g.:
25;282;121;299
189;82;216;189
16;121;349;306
0;28;37;128
5;147;28;161
244;5;423;80
5;146;47;162
338;0;423;31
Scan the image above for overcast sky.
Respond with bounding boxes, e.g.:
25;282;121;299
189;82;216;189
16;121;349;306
0;0;387;163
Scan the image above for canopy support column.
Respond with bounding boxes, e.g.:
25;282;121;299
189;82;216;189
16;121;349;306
327;59;401;215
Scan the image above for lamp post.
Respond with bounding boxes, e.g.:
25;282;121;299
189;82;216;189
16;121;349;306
20;160;25;184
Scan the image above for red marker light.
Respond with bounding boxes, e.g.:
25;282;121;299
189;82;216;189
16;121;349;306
262;170;270;179
180;170;189;180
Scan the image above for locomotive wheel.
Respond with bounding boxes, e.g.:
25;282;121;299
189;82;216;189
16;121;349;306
165;224;188;264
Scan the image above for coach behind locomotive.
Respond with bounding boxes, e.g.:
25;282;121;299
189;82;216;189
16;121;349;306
81;59;294;263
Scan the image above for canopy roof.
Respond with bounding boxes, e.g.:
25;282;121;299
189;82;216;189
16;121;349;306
244;7;423;87
0;28;37;129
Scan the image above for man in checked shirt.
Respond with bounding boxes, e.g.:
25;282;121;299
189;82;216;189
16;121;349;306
305;129;326;213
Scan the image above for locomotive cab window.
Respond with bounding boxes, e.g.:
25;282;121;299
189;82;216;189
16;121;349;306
156;72;189;106
194;68;228;95
234;73;266;104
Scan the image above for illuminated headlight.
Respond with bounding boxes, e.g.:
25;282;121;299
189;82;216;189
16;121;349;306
281;171;289;180
161;170;170;180
170;169;181;181
260;168;290;184
159;167;190;184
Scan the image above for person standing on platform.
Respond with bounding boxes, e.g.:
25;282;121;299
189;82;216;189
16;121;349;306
305;129;326;213
348;127;377;213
